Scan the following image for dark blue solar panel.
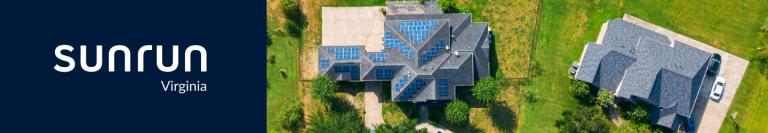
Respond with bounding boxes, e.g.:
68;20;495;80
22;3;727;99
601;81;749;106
394;74;408;92
369;53;387;62
334;47;360;60
419;40;446;65
396;20;439;45
375;68;394;79
384;30;414;60
320;58;329;68
333;65;360;80
438;79;448;96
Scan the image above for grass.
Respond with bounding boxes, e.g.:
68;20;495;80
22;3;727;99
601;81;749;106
521;0;768;132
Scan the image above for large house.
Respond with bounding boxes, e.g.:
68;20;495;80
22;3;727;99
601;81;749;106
574;17;715;130
318;6;490;102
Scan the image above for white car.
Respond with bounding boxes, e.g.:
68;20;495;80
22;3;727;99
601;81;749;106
710;76;726;100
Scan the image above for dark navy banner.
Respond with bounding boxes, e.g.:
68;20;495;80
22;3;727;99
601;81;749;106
0;0;265;132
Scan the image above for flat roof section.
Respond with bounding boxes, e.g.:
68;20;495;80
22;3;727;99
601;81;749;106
322;7;386;52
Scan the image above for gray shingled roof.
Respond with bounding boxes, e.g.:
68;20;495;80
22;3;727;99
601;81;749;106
318;13;490;102
575;19;711;129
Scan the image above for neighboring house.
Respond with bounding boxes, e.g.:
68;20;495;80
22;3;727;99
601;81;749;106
318;6;490;103
574;18;714;130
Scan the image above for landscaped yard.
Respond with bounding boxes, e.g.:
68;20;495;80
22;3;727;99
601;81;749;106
522;0;768;132
269;0;768;132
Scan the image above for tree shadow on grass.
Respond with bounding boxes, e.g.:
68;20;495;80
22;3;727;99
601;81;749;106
490;102;517;132
330;96;357;114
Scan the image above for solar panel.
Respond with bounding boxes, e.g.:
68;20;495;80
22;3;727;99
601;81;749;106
394;74;409;92
333;65;360;80
369;53;388;62
397;20;439;45
419;40;446;65
438;79;448;96
320;58;329;68
375;68;394;79
384;30;414;60
334;47;361;60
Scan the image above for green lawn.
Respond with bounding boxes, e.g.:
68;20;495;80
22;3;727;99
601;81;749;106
521;0;768;132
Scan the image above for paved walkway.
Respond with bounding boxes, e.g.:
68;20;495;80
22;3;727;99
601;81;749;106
623;14;750;132
364;82;384;130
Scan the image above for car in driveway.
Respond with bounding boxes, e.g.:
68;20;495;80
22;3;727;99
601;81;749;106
707;53;721;76
710;76;726;100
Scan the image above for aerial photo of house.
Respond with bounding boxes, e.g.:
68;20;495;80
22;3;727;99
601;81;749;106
267;0;768;133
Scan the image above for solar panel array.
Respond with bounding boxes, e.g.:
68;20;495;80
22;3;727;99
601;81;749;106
384;31;414;60
397;79;426;101
331;47;361;60
419;40;446;65
396;20;439;45
438;79;448;96
394;74;409;92
334;65;360;80
368;53;388;62
375;68;394;79
320;58;329;68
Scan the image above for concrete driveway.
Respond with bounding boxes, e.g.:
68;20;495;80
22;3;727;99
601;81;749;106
364;82;385;130
623;14;749;133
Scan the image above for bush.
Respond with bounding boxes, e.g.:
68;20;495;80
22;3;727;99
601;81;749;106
555;106;610;133
525;87;538;104
472;77;501;105
280;0;300;20
312;76;337;103
277;102;303;129
445;100;470;125
595;89;614;108
570;80;591;98
267;52;275;64
439;0;468;13
306;112;366;133
374;119;427;133
626;106;648;122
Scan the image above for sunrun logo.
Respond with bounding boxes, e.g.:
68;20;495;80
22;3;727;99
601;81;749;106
54;45;207;72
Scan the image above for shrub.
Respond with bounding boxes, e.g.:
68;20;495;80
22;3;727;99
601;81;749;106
306;112;366;133
312;76;337;103
267;52;275;64
277;102;303;129
570;80;591;98
472;77;501;105
374;119;427;133
280;0;300;20
595;89;614;108
445;100;470;125
555;106;610;133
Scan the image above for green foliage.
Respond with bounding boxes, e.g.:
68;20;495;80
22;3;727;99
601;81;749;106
618;102;649;123
280;0;300;20
445;100;470;125
374;119;427;133
525;87;538;104
312;76;337;103
277;101;303;129
570;80;591;98
595;89;614;107
555;106;610;133
439;0;469;13
472;77;501;105
306;112;366;133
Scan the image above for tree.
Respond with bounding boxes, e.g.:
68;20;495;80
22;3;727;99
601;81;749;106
570;80;591;98
280;0;300;20
472;77;501;105
445;100;470;125
595;89;614;108
374;119;427;133
306;112;366;133
277;101;303;129
439;0;464;13
555;106;610;133
312;76;337;103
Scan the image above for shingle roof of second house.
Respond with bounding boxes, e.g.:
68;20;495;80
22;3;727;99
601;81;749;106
575;19;712;129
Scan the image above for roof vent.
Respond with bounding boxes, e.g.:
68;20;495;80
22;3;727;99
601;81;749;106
453;51;459;56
